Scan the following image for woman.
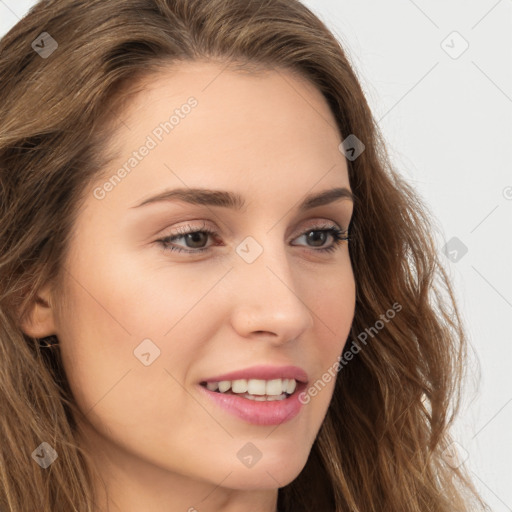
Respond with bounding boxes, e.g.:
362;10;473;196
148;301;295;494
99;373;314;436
0;0;489;510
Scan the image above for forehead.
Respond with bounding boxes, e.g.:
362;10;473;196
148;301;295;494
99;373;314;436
116;59;341;146
88;60;350;212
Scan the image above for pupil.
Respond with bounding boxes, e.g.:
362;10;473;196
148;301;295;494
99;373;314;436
187;232;207;248
307;230;326;246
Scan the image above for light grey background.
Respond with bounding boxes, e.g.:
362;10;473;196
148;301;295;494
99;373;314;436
1;0;511;509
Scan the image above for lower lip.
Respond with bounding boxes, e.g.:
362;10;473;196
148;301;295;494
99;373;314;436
198;382;307;426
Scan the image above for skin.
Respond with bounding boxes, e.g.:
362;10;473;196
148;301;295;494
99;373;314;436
22;61;355;512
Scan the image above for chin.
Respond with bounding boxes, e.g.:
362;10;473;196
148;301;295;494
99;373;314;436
219;455;308;490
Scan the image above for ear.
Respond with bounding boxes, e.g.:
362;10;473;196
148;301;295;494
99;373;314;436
19;284;58;339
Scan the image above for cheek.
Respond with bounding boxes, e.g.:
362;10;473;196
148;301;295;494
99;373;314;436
55;269;211;468
302;266;355;407
311;262;356;348
55;245;229;419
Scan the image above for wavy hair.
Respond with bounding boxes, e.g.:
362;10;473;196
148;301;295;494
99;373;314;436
0;0;489;510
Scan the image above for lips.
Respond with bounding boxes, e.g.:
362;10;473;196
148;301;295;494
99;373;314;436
198;379;308;425
199;364;309;385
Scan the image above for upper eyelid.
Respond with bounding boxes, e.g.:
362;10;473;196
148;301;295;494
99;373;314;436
161;217;348;238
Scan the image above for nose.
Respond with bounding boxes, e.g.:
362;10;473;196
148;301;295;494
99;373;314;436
228;239;315;344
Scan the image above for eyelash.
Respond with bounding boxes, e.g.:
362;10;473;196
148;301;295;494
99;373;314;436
156;222;350;255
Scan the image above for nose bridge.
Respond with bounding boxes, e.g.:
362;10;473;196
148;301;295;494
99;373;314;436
229;232;314;338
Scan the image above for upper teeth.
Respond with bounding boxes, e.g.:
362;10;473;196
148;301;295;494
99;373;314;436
205;378;297;396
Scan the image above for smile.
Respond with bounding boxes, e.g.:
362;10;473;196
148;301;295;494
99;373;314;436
200;378;297;401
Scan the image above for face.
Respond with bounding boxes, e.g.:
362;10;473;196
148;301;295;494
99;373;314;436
50;61;355;503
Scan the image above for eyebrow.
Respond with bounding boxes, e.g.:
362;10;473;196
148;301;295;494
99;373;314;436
131;186;354;212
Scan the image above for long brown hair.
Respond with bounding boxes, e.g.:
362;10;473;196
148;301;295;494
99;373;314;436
0;0;489;510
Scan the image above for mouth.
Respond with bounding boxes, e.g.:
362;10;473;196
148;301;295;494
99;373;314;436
197;371;309;425
199;378;300;402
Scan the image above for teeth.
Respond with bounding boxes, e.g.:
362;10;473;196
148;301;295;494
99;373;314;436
248;379;267;395
203;378;298;396
265;379;283;395
231;379;248;393
241;392;287;401
218;380;231;393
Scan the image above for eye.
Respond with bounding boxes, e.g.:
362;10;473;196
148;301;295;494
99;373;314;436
156;222;349;254
157;221;218;254
291;224;349;253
